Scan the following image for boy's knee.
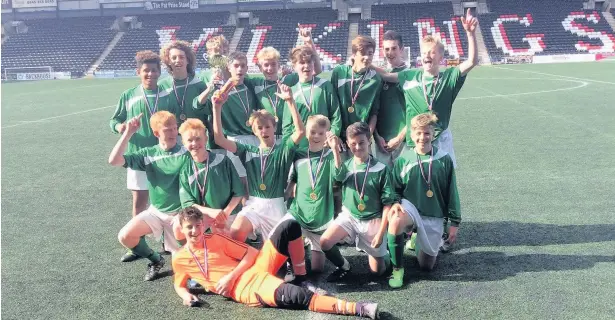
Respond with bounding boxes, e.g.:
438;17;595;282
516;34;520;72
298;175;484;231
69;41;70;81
118;228;130;245
319;238;334;251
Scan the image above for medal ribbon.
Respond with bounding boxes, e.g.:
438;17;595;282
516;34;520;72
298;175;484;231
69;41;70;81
141;85;160;116
353;156;371;200
415;148;433;190
421;73;439;111
299;78;315;111
192;159;210;203
350;70;368;109
234;86;251;121
187;240;209;280
172;77;189;113
307;149;326;191
260;146;275;187
263;79;280;117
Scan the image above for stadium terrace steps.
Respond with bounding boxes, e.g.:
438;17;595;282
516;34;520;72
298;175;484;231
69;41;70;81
348;22;359;59
230;27;244;53
603;10;615;32
88;31;125;76
475;23;492;64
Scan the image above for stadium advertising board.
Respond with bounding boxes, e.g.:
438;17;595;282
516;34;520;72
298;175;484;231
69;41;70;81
532;54;595;64
144;0;197;10
11;0;56;8
2;0;12;9
16;72;52;80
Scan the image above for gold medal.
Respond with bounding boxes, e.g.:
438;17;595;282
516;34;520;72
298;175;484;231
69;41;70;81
310;192;317;200
348;106;355;113
180;114;187;121
426;189;434;198
246;121;251;127
274;116;279;123
383;83;389;90
259;183;267;191
357;203;366;212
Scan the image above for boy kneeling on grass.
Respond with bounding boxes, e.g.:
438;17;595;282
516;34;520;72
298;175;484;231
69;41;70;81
172;206;379;319
386;113;461;288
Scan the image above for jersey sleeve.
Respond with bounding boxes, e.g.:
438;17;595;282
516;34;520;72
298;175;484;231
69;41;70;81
333;159;349;182
391;157;405;202
179;163;198;208
445;157;461;226
446;67;466;100
379;166;396;206
281;98;293;138
172;254;190;289
110;92;127;134
325;82;342;137
192;84;212;114
280;136;298;166
226;157;246;198
368;79;382;119
396;69;419;85
122;149;147;171
233;141;249;159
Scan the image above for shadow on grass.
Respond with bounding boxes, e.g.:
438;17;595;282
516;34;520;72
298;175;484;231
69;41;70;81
456;221;615;248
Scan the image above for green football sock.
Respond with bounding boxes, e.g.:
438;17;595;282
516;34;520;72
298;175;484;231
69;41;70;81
387;233;405;269
131;237;161;263
323;246;347;269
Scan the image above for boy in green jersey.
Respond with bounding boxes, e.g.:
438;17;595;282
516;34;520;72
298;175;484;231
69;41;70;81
194;52;260;193
372;31;409;166
280;115;338;273
109;51;178;262
244;27;322;139
212;82;308;281
109;111;190;281
158;40;207;126
282;46;341;148
374;9;479;168
320;122;395;282
386;113;461;288
176;118;245;237
330;35;382;151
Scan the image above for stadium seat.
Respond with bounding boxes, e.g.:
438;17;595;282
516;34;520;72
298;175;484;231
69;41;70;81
99;12;234;71
1;16;116;73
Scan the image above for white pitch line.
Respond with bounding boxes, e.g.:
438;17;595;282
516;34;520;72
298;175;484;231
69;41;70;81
1;105;114;129
458;77;589;100
474;85;615;141
492;66;615;85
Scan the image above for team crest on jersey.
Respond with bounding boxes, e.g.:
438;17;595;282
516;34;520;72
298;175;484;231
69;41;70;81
403;80;420;91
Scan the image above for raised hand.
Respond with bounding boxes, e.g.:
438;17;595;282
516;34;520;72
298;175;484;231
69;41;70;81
461;8;478;33
275;83;294;102
125;113;143;135
298;24;313;45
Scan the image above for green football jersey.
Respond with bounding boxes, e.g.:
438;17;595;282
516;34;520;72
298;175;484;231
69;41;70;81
158;75;207;125
123;144;190;213
198;69;214;84
282;77;341;149
110;85;178;153
397;67;466;146
244;74;298;136
376;65;408;142
334;156;396;220
330;65;382;139
179;152;245;214
194;84;258;138
235;137;297;199
288;148;335;232
392;147;461;226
